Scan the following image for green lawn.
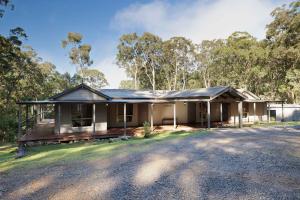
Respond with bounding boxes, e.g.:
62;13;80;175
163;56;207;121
248;121;300;128
1;121;299;174
0;130;207;174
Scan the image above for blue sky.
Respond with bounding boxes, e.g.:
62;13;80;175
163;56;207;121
1;0;291;88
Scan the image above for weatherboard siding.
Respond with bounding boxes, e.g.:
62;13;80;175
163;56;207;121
56;88;107;101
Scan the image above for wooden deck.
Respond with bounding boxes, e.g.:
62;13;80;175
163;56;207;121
18;120;203;144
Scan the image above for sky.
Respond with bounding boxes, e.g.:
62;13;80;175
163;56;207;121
1;0;291;88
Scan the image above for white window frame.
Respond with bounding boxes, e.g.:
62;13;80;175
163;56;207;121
117;104;133;123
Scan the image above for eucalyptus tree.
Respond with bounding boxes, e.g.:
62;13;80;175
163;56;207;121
0;0;14;18
194;39;227;88
76;68;108;88
62;32;93;84
116;33;141;89
137;32;163;91
265;0;300;103
163;37;196;90
119;80;135;89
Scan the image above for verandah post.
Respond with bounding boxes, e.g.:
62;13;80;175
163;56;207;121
173;102;176;130
238;101;243;128
150;103;154;131
267;102;270;123
25;104;29;130
253;102;256;123
124;103;127;136
207;101;211;129
220;103;223;123
281;101;284;122
200;102;203;127
18;104;22;140
58;104;61;135
93;103;96;134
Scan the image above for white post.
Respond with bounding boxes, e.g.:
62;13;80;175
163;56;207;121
207;101;211;129
36;104;40;123
220;103;223;123
124;103;127;136
40;105;43;121
39;104;43;122
18;105;22;139
281;101;284;122
267;102;270;123
200;103;204;127
253;102;256;123
150;103;154;131
58;104;61;135
238;101;243;128
173;103;176;130
93;103;96;134
26;104;29;130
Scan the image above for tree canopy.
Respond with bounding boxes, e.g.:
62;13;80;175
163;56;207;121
117;1;300;103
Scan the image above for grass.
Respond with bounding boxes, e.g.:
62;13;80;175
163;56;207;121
0;130;208;174
248;121;300;128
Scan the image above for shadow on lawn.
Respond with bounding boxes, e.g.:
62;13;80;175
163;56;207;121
1;128;300;199
0;130;208;174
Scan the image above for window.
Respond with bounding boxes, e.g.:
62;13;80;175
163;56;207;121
71;104;93;127
243;103;249;118
199;102;207;121
117;104;133;122
270;110;276;121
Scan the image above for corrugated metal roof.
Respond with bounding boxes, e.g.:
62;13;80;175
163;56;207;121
237;89;260;100
100;86;228;99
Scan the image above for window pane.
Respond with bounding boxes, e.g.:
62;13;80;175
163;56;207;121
118;104;124;115
126;116;133;122
127;104;133;115
71;104;92;127
117;104;133;123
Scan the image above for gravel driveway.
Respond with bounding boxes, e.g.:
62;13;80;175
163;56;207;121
1;127;300;200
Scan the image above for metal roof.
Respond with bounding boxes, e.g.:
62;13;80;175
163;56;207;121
18;84;268;104
100;86;229;99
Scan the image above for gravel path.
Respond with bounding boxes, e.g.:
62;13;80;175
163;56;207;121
1;127;300;200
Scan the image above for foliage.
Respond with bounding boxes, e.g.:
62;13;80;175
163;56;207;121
0;113;17;142
0;0;14;18
76;68;108;88
143;121;151;138
117;1;299;104
62;32;93;83
116;33;141;89
119;80;135;89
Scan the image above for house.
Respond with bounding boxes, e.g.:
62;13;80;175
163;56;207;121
269;104;300;121
17;84;272;143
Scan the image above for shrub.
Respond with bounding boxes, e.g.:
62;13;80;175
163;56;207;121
0;114;18;142
143;121;152;138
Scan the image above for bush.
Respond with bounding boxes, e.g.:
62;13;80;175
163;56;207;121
143;121;152;138
0;113;18;142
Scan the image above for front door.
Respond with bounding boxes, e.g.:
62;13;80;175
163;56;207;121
222;103;229;122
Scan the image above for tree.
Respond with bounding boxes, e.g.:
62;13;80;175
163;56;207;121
163;37;196;90
75;68;108;88
0;0;14;18
119;80;135;89
62;32;93;83
265;0;300;102
116;33;141;89
137;32;163;91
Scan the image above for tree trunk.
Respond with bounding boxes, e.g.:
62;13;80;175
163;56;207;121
174;63;178;90
134;67;138;89
152;67;155;91
182;70;186;90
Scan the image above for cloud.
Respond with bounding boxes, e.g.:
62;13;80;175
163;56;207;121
94;56;127;88
112;0;290;42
